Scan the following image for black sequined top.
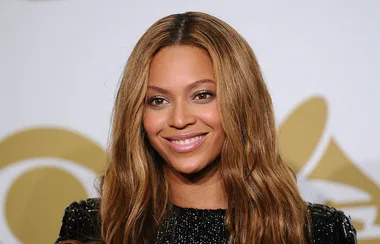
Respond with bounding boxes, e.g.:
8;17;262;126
55;198;357;244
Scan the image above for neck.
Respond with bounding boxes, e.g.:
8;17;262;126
165;162;227;210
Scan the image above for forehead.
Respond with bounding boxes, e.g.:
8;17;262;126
148;45;215;88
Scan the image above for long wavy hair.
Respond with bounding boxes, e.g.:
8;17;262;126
100;11;310;244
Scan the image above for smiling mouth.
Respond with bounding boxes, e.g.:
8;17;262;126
170;134;206;145
164;133;208;153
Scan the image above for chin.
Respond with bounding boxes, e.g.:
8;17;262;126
172;162;204;175
169;156;219;177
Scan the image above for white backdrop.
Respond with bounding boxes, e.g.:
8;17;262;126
0;0;379;243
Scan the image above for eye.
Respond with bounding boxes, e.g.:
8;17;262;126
193;91;215;101
147;96;169;107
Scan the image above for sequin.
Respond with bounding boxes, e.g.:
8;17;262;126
55;198;357;243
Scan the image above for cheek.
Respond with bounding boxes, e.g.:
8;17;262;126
197;105;223;130
143;110;166;137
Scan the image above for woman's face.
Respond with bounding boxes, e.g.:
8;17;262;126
143;45;225;175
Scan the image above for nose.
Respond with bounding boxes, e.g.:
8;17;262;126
167;101;196;129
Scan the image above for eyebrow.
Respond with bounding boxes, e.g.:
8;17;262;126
147;79;215;95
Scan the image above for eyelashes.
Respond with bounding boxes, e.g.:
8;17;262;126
193;91;215;102
146;90;215;107
147;96;168;107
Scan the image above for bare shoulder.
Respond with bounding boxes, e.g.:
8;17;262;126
55;198;102;244
307;202;357;244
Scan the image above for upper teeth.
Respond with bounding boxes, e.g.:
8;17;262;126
171;135;205;145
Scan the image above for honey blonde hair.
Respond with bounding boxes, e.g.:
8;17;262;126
100;12;310;244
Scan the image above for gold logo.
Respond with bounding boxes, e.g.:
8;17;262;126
279;96;380;243
0;97;378;243
0;128;105;243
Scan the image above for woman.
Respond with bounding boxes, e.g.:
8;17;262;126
55;12;357;244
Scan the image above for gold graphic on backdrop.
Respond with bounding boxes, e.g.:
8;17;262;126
6;168;86;243
279;96;380;244
0;128;105;244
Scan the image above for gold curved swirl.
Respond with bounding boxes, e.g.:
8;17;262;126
0;127;105;244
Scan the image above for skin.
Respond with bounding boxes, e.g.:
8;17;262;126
143;45;227;209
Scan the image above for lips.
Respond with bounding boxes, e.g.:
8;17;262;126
163;132;208;153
